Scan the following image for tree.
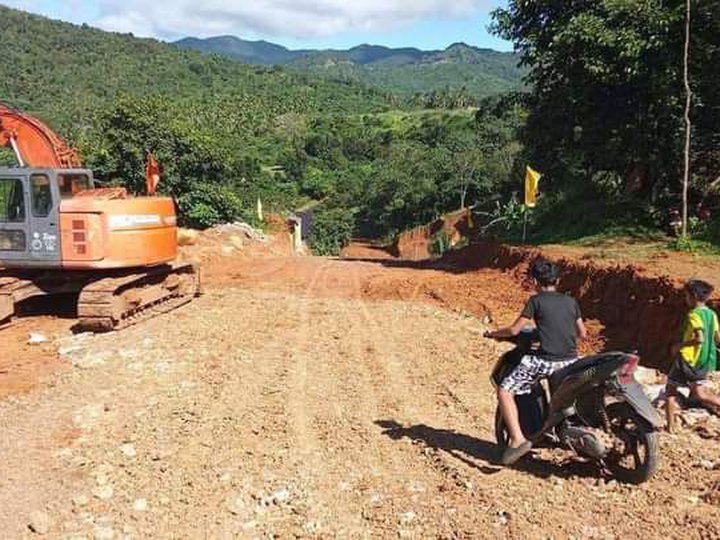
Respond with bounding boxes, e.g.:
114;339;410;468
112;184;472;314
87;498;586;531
491;1;685;197
690;0;720;202
682;0;692;237
492;0;720;234
443;133;486;209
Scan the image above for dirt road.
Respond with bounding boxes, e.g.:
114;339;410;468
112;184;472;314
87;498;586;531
1;254;720;538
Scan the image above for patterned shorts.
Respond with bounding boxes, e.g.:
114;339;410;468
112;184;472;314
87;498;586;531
500;355;577;395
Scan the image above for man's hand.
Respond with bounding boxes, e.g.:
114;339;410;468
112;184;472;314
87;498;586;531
486;317;534;341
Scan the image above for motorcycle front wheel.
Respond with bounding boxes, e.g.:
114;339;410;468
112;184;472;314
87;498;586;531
494;408;509;450
604;402;659;484
494;390;546;450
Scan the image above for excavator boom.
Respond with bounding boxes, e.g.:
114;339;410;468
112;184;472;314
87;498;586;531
0;102;81;168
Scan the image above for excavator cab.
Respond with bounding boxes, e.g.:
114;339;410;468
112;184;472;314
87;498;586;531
0;167;93;267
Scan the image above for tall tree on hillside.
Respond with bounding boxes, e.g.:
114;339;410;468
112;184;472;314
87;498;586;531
443;133;486;209
691;1;720;201
682;0;692;237
491;1;686;198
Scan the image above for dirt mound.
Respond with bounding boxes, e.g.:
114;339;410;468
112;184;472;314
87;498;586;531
180;221;293;261
179;222;298;287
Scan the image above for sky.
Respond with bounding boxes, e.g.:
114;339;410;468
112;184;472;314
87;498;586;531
1;0;512;51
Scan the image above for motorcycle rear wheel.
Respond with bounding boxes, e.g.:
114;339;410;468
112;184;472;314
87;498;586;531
604;402;659;484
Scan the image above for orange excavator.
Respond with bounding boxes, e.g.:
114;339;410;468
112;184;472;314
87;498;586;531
0;101;199;331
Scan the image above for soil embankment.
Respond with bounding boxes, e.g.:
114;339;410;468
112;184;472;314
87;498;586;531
391;209;717;371
394;208;472;261
441;242;711;371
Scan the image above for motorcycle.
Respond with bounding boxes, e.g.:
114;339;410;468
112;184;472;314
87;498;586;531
491;328;663;483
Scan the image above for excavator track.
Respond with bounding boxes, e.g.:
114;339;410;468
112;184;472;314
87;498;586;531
76;262;200;332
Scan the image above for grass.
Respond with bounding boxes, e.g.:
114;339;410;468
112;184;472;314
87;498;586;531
670;236;720;257
529;224;720;263
562;225;666;248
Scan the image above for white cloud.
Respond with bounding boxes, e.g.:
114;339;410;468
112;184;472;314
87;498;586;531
95;11;157;37
93;0;495;39
2;0;41;10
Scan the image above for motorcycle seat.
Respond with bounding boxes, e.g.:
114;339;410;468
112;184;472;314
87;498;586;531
548;353;627;390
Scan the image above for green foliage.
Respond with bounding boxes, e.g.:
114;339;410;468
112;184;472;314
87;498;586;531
308;208;355;256
303;103;526;239
669;236;720;256
299;62;522;103
429;230;451;257
0;147;16;166
475;196;527;240
0;5;388;132
0;5;395;228
177;185;250;229
490;0;720;219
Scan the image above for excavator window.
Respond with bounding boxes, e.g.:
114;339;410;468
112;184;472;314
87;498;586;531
30;174;53;217
0;177;27;251
0;177;26;222
58;173;91;199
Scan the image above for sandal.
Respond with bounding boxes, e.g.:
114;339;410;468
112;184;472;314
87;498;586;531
501;441;533;465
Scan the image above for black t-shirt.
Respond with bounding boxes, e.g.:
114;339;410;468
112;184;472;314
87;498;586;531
521;290;582;361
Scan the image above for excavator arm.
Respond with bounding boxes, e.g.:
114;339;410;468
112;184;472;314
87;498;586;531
0;101;82;168
1;101;161;194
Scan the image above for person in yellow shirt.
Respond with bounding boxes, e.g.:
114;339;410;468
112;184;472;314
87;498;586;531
666;279;720;432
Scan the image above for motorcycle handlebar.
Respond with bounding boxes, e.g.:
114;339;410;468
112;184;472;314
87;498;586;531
485;327;539;343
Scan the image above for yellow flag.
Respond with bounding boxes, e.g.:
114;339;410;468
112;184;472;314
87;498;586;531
525;166;542;208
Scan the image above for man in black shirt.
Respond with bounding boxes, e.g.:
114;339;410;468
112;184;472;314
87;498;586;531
486;257;587;465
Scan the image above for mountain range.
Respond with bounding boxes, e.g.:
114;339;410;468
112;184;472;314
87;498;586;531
175;37;525;99
0;5;387;133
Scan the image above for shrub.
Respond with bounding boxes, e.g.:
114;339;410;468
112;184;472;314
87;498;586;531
308;208;354;256
177;185;247;229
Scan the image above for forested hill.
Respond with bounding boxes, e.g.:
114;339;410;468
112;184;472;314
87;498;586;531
175;37;525;99
0;5;412;233
0;5;388;133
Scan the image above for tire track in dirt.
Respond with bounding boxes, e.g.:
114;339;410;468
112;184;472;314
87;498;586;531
341;261;501;534
284;258;330;462
347;262;406;414
346;264;464;530
349;261;490;462
254;258;471;535
280;259;418;535
325;263;427;535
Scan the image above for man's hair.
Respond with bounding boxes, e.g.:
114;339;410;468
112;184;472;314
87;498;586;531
530;257;559;287
685;279;714;302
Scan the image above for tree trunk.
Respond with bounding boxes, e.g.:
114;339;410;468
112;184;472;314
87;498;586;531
682;0;692;237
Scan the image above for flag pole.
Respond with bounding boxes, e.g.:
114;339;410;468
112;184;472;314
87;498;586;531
522;208;528;244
